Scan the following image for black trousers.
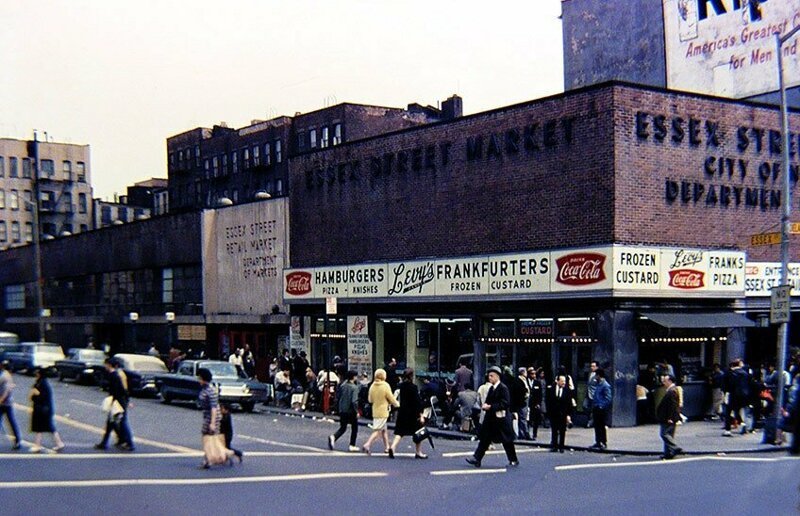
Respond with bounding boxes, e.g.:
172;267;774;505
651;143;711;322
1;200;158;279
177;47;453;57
592;407;608;445
333;411;358;446
530;407;542;438
550;417;567;450
473;435;517;463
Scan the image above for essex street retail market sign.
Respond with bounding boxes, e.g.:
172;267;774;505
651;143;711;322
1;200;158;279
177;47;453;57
284;245;746;302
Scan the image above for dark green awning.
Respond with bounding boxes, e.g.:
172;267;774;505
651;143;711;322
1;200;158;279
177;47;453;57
640;312;755;329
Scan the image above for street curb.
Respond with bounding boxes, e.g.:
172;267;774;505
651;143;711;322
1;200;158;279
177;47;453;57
255;405;791;456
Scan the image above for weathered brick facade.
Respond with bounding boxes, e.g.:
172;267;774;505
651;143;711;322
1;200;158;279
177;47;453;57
289;82;800;267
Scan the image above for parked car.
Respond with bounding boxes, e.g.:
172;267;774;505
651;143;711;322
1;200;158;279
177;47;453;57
4;342;65;375
55;348;107;384
97;353;168;396
0;331;20;360
154;359;270;412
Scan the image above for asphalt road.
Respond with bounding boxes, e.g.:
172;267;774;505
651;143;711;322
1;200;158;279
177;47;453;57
1;374;799;516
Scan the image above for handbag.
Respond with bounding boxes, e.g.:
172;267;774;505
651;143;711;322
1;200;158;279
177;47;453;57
412;425;435;449
102;396;125;417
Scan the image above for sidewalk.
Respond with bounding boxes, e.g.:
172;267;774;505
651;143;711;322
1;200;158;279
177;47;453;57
259;405;790;456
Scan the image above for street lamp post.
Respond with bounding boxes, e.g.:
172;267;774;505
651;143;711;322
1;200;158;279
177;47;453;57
165;311;175;352
769;27;800;443
128;312;139;353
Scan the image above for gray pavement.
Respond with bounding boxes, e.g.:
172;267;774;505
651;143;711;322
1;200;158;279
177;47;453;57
260;405;792;456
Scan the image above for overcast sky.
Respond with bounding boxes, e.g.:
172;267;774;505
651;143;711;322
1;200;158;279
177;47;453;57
0;0;564;200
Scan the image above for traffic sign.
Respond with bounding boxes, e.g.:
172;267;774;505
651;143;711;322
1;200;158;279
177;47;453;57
770;285;792;324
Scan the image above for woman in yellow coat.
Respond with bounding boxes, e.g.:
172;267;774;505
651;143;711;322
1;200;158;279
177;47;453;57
362;368;399;456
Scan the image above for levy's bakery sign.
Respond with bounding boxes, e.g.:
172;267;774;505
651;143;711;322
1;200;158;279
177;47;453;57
284;245;746;302
634;111;800;211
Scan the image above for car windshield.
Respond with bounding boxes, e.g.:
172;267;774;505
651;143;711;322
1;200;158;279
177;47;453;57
129;359;167;372
79;350;106;360
36;345;63;354
198;362;242;379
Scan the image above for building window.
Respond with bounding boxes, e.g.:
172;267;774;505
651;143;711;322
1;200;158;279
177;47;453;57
253;146;260;166
169;153;175;167
62;223;73;234
162;268;174;303
133;208;144;220
265;180;272;194
24;222;32;243
333;123;342;145
222;154;228;175
63;193;72;213
232;189;239;203
78;193;87;214
195;145;200;166
0;156;4;177
11;221;20;243
212;156;219;177
62;161;72;181
243;148;250;169
204;159;210;179
40;191;54;211
0;189;4;209
24;190;32;211
76;162;86;182
40;159;54;178
101;206;112;225
321;127;329;148
275;179;283;195
119;207;128;222
275;139;282;163
0;221;6;242
231;152;238;174
22;158;31;178
310;129;317;149
296;131;305;152
9;157;18;178
264;143;271;166
4;284;25;309
10;189;18;210
79;224;88;233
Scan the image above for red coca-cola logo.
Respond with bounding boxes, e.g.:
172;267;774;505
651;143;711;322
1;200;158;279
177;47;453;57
668;269;704;289
555;253;606;286
285;271;312;295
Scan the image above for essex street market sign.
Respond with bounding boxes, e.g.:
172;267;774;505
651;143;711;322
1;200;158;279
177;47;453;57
284;245;747;302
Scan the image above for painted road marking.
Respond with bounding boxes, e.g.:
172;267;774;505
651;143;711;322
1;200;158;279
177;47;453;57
0;451;372;459
69;399;99;409
430;468;506;476
0;472;388;489
554;455;800;472
238;434;327;452
442;448;545;458
13;403;198;453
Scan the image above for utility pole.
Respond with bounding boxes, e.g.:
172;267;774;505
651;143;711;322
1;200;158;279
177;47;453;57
32;131;45;342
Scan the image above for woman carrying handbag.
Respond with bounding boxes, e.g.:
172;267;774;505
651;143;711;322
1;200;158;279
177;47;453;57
389;368;429;459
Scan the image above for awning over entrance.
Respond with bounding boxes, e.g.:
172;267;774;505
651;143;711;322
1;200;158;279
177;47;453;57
640;312;755;329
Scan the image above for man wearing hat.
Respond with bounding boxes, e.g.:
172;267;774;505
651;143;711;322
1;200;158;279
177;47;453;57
466;365;518;468
656;373;682;460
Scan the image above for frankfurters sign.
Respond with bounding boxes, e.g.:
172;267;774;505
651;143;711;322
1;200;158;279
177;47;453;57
284;245;747;301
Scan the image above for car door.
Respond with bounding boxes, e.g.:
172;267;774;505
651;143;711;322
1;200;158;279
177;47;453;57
176;362;196;399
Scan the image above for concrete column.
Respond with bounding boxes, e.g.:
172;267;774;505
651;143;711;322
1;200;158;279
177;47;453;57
595;310;638;427
726;327;746;364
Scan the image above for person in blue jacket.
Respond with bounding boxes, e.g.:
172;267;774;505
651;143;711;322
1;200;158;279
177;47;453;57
589;368;612;450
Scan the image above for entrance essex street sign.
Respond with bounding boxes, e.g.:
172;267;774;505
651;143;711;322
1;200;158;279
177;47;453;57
770;285;792;324
750;223;800;247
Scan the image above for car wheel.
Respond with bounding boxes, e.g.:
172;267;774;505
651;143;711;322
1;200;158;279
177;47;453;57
160;386;172;404
241;401;255;413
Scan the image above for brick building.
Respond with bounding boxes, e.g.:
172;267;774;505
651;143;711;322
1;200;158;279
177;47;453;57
284;81;800;426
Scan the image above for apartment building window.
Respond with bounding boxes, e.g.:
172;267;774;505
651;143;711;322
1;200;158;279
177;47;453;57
195;145;200;166
275;139;282;163
232;189;239;203
178;150;184;164
101;206;112;225
265;180;272;194
204;159;210;179
40;159;54;178
275;179;284;195
0;189;4;209
212;156;219;177
119;207;128;222
310;129;318;149
63;161;72;181
10;189;18;210
222;154;228;175
22;158;31;178
133;208;144;220
24;222;32;243
0;156;4;177
78;193;87;213
243;148;250;169
264;142;271;166
231;152;238;173
11;221;20;243
9;157;18;177
5;285;25;309
42;222;56;237
333;123;343;145
321;127;329;148
253;146;260;166
169;153;175;167
296;131;306;152
63;223;73;234
79;224;88;233
24;190;32;211
76;162;86;182
162;268;174;303
0;221;6;242
63;193;73;213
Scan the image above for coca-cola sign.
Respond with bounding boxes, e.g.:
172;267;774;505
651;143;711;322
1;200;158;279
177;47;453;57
668;269;704;289
285;271;312;295
555;253;607;286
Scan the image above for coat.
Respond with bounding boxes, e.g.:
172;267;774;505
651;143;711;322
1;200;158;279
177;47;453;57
367;379;399;419
546;384;574;423
477;381;515;444
656;385;681;424
30;377;55;433
394;381;423;436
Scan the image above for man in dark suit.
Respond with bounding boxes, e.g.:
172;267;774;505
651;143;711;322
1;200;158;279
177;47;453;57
547;374;573;453
656;374;682;460
466;366;519;468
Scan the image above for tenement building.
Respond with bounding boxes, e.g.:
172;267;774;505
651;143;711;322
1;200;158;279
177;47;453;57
283;81;800;426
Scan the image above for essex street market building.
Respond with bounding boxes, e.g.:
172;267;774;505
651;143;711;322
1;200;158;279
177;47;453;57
283;81;800;427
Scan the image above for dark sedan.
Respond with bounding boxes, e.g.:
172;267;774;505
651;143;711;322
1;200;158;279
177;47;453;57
55;348;107;384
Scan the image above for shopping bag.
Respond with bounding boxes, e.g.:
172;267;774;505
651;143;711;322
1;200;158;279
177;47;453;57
202;434;231;465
